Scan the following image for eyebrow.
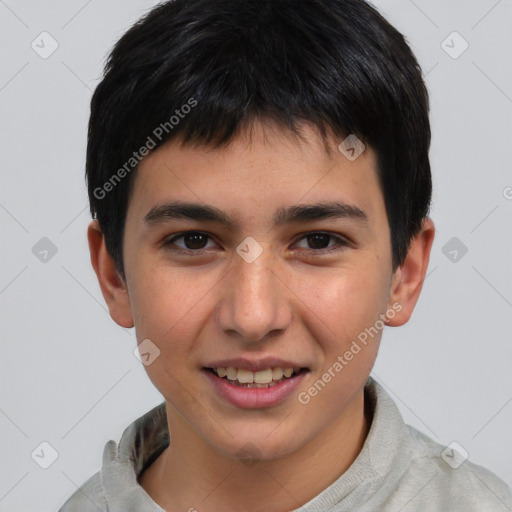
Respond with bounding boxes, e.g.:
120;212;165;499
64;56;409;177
143;200;368;228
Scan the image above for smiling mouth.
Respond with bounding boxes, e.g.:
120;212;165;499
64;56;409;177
203;367;309;388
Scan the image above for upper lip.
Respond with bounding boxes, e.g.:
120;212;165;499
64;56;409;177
203;357;308;372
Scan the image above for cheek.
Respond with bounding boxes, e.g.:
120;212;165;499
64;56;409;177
294;269;387;412
129;264;218;350
128;266;216;402
294;264;388;350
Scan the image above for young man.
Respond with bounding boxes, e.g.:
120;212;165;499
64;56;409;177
59;0;512;510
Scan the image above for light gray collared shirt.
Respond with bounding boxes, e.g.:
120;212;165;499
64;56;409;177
58;377;512;511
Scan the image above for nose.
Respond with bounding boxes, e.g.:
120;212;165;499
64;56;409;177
216;249;292;343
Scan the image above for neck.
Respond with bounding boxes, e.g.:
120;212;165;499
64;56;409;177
139;388;371;512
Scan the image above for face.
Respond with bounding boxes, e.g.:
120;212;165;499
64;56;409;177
114;121;403;460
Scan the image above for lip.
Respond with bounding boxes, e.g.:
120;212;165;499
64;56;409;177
203;368;308;409
203;357;307;372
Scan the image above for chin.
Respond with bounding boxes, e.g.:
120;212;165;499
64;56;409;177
208;424;311;464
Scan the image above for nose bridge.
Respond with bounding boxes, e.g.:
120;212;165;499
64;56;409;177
217;249;291;341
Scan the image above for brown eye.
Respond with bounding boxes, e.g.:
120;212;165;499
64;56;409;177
294;232;349;252
305;233;331;249
163;231;216;252
181;232;209;249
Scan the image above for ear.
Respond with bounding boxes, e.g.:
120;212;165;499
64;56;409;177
87;220;134;328
386;217;435;327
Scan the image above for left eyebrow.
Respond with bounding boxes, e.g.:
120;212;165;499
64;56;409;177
273;202;368;225
143;200;369;228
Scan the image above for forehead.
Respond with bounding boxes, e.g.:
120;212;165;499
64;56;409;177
128;120;385;229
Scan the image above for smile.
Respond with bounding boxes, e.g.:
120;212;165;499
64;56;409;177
203;367;309;408
207;366;303;387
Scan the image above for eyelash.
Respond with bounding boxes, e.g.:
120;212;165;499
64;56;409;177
162;231;350;255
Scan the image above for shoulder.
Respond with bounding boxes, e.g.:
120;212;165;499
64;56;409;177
399;425;512;511
58;470;107;512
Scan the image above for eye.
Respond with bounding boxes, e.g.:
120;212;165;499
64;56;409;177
293;232;349;252
162;230;349;255
163;231;217;252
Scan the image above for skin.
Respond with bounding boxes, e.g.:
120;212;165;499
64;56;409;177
88;119;435;512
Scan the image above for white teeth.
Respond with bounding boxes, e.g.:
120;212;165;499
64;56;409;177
272;367;284;380
214;366;299;384
237;368;254;383
254;369;273;384
226;367;237;380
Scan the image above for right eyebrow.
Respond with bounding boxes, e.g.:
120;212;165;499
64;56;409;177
143;201;234;227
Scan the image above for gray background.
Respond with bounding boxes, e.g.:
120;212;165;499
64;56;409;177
1;0;511;510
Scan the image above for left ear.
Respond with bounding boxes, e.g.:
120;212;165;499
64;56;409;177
386;217;435;326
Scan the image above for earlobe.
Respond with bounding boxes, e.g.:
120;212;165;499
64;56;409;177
87;220;134;328
386;217;435;327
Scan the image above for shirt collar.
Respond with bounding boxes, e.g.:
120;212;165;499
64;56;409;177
100;401;169;511
99;376;412;512
291;376;413;511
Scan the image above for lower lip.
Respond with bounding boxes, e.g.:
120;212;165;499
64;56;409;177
203;369;308;409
